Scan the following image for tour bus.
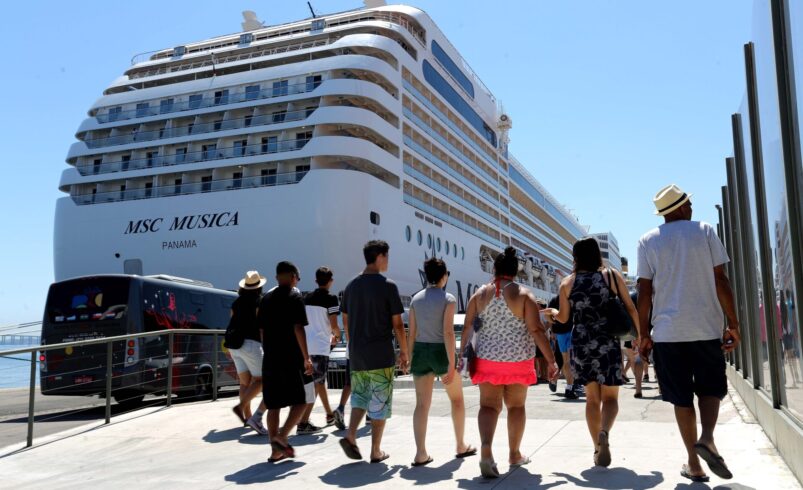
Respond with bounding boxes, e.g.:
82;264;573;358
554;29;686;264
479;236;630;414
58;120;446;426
40;274;239;405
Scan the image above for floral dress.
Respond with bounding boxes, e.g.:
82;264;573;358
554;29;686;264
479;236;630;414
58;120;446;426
569;271;623;386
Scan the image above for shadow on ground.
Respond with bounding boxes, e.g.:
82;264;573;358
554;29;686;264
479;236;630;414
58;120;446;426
319;461;404;488
225;460;306;484
553;467;664;489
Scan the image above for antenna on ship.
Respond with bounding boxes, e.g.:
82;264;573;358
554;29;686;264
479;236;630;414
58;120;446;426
497;107;512;157
307;2;317;18
241;11;264;31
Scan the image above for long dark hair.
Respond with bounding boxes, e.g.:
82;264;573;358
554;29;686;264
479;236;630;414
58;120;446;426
237;287;262;306
572;237;603;273
494;246;519;277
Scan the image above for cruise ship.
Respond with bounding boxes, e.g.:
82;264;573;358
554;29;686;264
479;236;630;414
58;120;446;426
54;1;587;309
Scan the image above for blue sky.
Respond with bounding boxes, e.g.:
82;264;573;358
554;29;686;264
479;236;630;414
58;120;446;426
0;1;752;326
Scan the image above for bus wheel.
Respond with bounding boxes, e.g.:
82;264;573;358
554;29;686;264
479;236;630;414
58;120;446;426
113;391;145;409
193;369;213;399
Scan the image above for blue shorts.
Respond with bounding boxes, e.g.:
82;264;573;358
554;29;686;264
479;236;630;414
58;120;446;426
556;332;572;354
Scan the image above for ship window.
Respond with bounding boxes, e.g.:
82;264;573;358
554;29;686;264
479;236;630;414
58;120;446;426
108;106;122;122
437;238;441;252
272;110;287;123
427;234;432;249
261;168;277;186
306;75;322;91
144;182;153;198
461;247;465;260
202;144;216;160
417;230;423;246
262;136;278;153
245;85;260;100
146;151;158;168
136;102;150;118
431;40;474;98
93;159;102;175
201;175;212;192
296;131;312;149
370;212;381;226
244;115;253;127
213;120;222;131
121;155;131;171
214;90;229;105
233;172;243;189
174;178;182;195
445;240;450;254
189;94;203;110
119;185;126;200
234;140;247;157
272;80;289;97
453;243;458;257
175;147;187;163
160;98;174;114
405;226;411;242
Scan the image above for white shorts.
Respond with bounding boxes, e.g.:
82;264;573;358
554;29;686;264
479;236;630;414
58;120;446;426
229;339;263;377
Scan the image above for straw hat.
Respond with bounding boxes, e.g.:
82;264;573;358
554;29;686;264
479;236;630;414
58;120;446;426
653;184;692;216
238;270;267;289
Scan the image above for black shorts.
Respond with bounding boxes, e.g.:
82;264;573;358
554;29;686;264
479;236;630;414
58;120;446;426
344;359;351;387
653;339;726;407
310;355;329;385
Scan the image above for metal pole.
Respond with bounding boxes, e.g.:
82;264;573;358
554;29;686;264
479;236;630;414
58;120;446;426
105;341;113;423
212;333;219;402
745;41;784;406
167;331;174;407
721;188;738;368
26;351;36;447
726;157;752;378
732;113;764;389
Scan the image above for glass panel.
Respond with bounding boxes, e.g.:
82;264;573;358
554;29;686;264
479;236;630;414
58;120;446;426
431;40;474;98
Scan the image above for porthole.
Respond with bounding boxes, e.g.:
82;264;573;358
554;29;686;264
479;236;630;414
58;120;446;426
453;243;458;257
437;238;442;252
445;240;450;254
427;234;433;248
461;247;465;260
417;230;423;246
405;226;411;242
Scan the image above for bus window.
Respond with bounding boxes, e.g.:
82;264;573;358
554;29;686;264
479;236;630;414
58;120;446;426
47;277;129;324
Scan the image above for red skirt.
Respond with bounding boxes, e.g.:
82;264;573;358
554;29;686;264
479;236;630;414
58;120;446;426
471;357;536;386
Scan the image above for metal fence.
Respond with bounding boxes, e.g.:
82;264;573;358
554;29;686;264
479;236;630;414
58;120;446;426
0;328;231;449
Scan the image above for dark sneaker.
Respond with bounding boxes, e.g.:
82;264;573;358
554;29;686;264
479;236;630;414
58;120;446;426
325;413;336;427
572;384;585;395
548;381;557;393
296;422;323;435
365;416;372;427
564;388;579;399
333;409;346;430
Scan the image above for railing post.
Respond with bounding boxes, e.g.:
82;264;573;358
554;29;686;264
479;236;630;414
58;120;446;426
26;351;36;447
212;333;219;402
166;331;174;407
105;341;113;424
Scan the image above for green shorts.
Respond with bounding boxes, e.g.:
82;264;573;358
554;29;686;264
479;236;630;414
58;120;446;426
411;342;449;377
350;367;395;420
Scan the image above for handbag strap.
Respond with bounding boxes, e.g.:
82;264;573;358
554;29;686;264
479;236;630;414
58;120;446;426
606;268;619;299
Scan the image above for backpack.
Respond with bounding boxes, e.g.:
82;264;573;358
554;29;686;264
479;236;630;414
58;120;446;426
223;316;246;349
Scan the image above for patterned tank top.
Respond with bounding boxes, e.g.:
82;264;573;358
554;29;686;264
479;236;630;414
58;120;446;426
476;283;537;362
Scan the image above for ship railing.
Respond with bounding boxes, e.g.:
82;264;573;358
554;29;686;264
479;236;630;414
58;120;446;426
0;329;235;451
72;167;310;205
402;193;503;249
79;137;310;177
85;107;314;150
96;79;320;124
127;38;331;80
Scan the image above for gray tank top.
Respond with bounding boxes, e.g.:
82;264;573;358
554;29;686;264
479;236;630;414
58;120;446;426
410;287;456;344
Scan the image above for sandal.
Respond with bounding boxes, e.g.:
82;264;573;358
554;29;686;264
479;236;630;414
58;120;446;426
510;456;531;467
694;443;732;479
270;440;295;459
267;453;289;463
455;446;478;458
339;438;362;460
411;456;433;467
681;464;710;483
479;459;500;479
596;430;611;467
232;405;247;425
370;452;390;464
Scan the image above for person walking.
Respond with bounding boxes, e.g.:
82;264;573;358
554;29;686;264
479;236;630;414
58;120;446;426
637;185;740;483
226;271;269;435
258;261;315;463
339;240;409;463
548;295;580;399
409;257;475;467
625;291;645;398
550;237;638;468
460;247;558;479
297;267;342;434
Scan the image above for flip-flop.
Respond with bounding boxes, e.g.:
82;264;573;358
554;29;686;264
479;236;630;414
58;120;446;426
681;464;710;482
339;438;362;460
596;430;611;467
267;454;289;464
455;446;478;458
270;440;295;459
510;456;531;467
370;452;390;464
634;392;643;399
411;456;433;467
232;406;247;425
694;443;733;479
479;459;500;479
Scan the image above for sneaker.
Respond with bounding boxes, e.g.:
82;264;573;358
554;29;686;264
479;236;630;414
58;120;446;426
572;384;585;396
365;416;372;426
296;422;323;435
622;375;630;384
548;381;557;393
333;409;346;430
246;417;269;436
564;388;579;399
325;413;336;427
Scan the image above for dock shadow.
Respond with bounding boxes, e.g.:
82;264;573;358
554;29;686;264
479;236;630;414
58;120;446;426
456;467;566;489
398;457;465;485
225;460;306;484
553;467;663;490
319;461;403;488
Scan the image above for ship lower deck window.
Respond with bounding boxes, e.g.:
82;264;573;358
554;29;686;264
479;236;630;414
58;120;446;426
108;106;122;121
427;234;433;249
262;136;278;153
174;178;182;194
160;99;174;114
272;80;289;97
214;90;229;105
234;140;247;157
121;155;131;171
233;172;243;189
93;159;102;175
306;75;322;91
145;182;153;198
245;85;260;100
405;226;411;242
201;175;212;192
261;168;277;186
295;165;310;183
175;148;187;163
146;151;158;168
189;94;203;110
370;212;380;226
417;230;423;246
136;103;150;118
437;238;441;252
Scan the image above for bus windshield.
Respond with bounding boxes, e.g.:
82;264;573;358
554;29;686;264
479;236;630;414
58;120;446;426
46;277;130;324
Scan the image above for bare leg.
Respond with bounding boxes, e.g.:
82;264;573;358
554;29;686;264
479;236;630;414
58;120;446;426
503;384;528;464
561;352;574;387
241;376;262;419
317;382;333;416
267;408;282;459
300;402;315;425
584;382;602;446
413;374;435;462
370;418;388;460
675;405;706;476
345;407;365;445
339;385;352;407
600;385;619;433
634;357;644;395
478;383;504;462
623;348;634;377
237;371;253;419
697;395;721;453
443;374;470;454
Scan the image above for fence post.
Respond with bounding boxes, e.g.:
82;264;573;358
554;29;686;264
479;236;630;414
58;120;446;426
166;331;174;407
26;351;36;447
105;341;113;424
212;333;219;402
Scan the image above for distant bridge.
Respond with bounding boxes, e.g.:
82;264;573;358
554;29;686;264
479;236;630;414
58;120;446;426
0;335;40;346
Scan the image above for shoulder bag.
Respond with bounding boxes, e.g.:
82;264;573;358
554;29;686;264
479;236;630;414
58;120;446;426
603;269;635;337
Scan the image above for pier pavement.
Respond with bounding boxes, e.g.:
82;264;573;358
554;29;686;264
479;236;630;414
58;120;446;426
2;378;801;489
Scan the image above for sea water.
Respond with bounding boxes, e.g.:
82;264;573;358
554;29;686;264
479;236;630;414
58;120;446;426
0;344;40;388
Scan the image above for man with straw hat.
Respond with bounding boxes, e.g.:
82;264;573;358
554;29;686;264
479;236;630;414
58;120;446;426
637;184;741;483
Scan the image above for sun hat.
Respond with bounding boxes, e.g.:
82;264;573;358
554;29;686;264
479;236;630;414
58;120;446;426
238;270;267;290
653;184;692;216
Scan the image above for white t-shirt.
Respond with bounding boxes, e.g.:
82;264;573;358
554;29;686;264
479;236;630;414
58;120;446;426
637;220;730;343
